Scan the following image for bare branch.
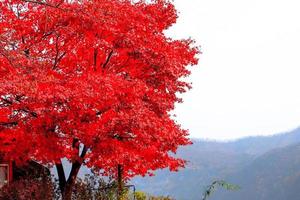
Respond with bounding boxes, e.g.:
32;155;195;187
0;97;13;106
102;50;114;69
0;51;15;67
52;35;66;70
22;0;65;10
93;48;98;71
17;108;38;118
0;121;18;127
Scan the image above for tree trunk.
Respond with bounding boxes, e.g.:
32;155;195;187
62;185;72;200
57;161;81;200
117;164;123;200
56;143;88;200
56;162;81;200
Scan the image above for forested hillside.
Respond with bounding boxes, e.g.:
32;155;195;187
131;128;300;200
213;143;300;200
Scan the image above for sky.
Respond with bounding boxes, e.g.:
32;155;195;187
167;0;300;140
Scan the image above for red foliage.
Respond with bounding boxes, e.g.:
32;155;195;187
0;0;199;179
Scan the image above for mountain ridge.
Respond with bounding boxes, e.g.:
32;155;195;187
131;127;300;200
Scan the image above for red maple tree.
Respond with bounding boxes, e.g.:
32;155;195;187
0;0;199;199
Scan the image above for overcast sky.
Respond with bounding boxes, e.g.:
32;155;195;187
167;0;300;140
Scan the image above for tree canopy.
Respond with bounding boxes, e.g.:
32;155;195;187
0;0;198;186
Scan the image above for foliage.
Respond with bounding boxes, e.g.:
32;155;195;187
62;174;171;200
135;191;148;200
202;180;240;200
0;171;188;200
134;191;174;200
149;196;174;200
70;174;121;200
0;0;199;174
0;174;55;200
0;0;198;198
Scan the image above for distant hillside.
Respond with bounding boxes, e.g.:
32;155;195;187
213;143;300;200
131;127;300;200
224;127;300;155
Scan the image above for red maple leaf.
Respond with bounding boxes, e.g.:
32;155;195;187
0;0;199;199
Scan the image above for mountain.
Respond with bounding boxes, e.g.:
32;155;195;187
213;143;300;200
131;127;300;200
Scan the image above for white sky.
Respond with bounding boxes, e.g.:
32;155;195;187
168;0;300;140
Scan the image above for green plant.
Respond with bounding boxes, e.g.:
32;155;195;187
135;191;147;200
202;180;240;200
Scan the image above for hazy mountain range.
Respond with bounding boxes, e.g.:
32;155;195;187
131;127;300;200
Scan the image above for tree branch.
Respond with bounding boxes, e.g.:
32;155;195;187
0;51;15;67
80;145;88;158
17;108;38;118
53;35;66;70
21;36;30;58
22;0;65;10
93;48;98;71
0;121;18;127
56;162;67;193
0;97;13;107
102;50;113;69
